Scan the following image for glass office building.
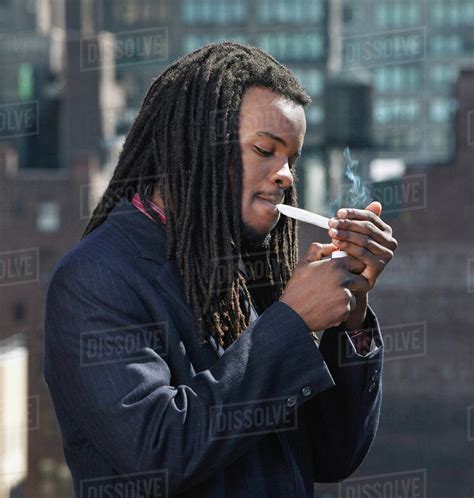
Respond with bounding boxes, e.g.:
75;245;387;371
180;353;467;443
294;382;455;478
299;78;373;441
104;0;474;167
341;0;474;164
97;0;329;148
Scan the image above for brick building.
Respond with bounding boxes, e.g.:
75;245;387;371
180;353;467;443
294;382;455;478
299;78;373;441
299;69;474;498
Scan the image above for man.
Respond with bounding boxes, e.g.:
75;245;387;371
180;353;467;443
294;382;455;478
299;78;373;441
44;42;397;497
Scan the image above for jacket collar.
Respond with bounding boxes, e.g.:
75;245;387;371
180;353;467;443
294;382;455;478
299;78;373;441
107;197;168;264
106;198;203;342
105;198;227;358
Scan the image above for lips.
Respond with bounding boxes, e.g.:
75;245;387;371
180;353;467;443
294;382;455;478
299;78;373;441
256;197;282;214
257;195;284;205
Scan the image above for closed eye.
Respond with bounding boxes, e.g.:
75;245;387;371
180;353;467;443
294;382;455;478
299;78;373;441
253;145;299;168
253;145;273;157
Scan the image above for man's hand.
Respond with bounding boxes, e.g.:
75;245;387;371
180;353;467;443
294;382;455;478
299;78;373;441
327;201;398;329
280;243;371;332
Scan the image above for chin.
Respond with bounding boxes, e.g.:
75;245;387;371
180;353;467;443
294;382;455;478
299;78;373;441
240;218;272;250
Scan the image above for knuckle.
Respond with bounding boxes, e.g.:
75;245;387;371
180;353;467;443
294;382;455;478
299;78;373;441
364;220;374;232
375;260;385;272
340;275;351;287
367;238;377;250
341;218;350;228
337;240;347;250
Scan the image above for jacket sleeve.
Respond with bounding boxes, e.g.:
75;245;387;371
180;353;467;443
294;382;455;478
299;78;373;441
43;255;337;495
303;305;384;482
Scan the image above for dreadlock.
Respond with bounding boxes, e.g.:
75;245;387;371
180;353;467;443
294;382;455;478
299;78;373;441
81;41;312;349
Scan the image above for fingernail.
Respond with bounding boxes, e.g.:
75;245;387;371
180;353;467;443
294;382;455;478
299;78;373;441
329;228;338;236
337;209;347;218
328;218;338;228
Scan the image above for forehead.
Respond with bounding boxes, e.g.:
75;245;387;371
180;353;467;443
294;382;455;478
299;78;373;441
238;86;306;139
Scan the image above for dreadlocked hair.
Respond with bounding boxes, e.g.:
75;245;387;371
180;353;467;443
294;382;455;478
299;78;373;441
81;41;312;349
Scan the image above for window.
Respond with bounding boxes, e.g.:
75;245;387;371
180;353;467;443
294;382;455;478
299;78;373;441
373;66;421;92
292;68;324;96
13;301;26;322
429;64;458;90
257;32;324;61
182;33;246;53
430;1;474;26
257;0;324;24
181;0;247;24
14;200;25;219
306;105;325;126
428;125;454;156
430;35;463;56
36;201;60;233
374;98;420;125
374;2;420;28
429;98;457;123
376;128;420;152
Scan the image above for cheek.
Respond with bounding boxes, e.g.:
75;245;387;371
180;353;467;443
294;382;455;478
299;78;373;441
241;155;266;195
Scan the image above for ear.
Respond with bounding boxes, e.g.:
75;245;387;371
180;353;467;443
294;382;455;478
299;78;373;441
365;201;382;217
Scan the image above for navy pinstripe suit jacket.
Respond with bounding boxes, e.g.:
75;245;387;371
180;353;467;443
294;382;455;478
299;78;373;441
43;198;384;498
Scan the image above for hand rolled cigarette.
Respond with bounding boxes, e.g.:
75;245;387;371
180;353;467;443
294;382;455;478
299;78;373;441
276;204;348;258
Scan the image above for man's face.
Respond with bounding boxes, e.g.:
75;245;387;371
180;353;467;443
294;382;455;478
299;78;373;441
238;86;306;249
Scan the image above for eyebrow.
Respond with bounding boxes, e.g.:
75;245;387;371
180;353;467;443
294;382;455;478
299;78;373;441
255;131;302;157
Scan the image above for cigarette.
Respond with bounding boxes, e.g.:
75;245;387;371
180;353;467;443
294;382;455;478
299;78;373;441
276;204;348;258
275;204;329;228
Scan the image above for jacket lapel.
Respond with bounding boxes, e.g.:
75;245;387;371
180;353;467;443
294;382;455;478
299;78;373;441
107;199;224;357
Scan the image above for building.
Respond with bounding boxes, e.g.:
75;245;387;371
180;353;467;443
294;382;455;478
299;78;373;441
0;1;125;496
0;144;100;498
298;68;474;498
1;1;472;497
340;0;474;165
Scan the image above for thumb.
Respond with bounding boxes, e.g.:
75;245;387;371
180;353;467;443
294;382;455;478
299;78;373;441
365;200;382;217
303;242;338;262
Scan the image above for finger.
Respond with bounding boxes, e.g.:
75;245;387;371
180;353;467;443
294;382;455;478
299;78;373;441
332;239;393;267
343;274;371;294
335;254;366;274
303;242;338;262
329;226;397;253
365;200;382;217
336;207;391;233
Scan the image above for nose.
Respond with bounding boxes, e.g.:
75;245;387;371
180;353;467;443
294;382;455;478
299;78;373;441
271;160;294;190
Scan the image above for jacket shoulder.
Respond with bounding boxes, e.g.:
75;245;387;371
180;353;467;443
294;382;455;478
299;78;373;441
51;221;136;283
